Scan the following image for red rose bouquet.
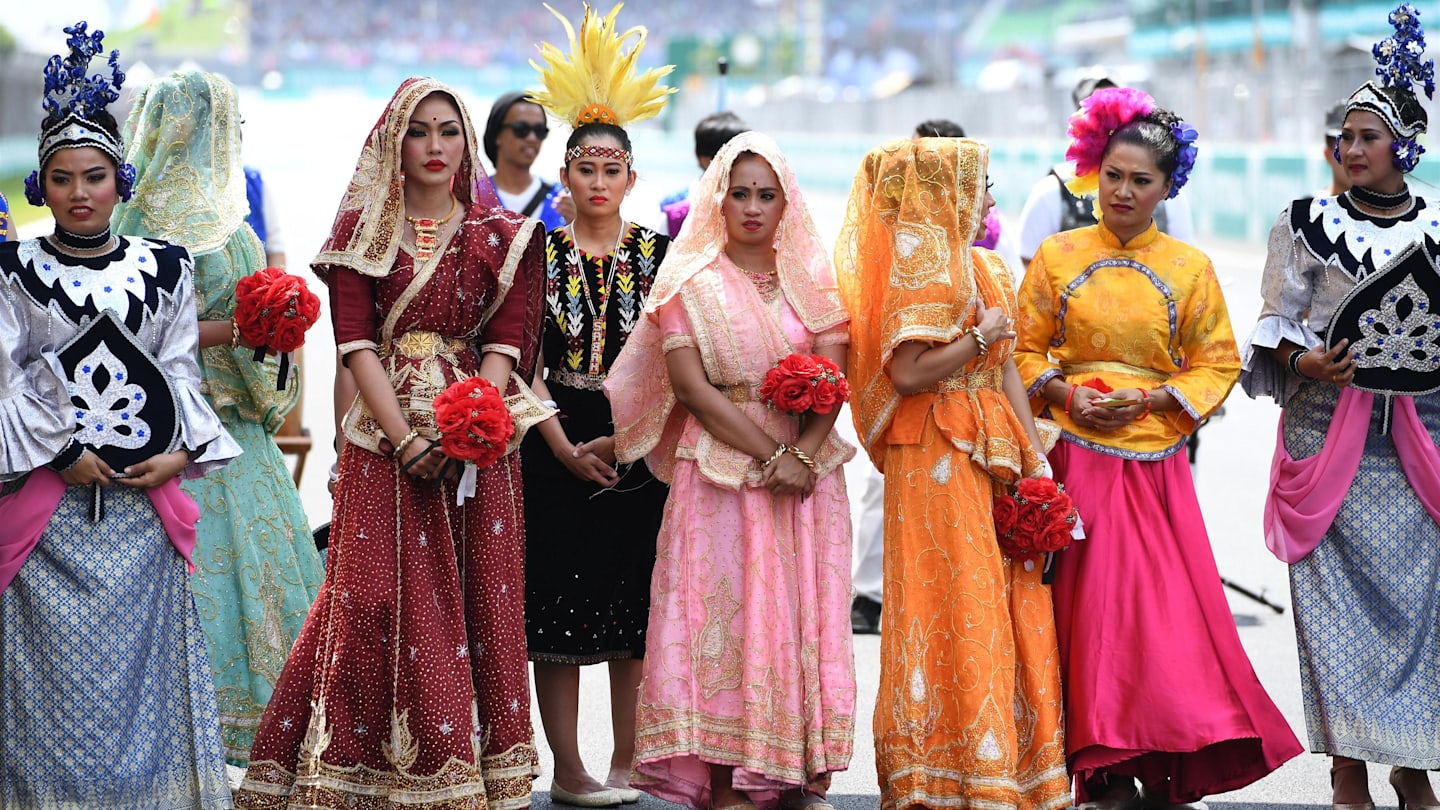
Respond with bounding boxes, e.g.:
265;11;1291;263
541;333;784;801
993;477;1080;579
432;377;514;470
233;267;322;390
759;353;851;415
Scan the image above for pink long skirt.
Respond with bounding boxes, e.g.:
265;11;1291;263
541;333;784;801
1050;441;1302;803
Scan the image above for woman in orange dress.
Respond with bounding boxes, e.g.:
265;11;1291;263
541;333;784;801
836;137;1070;810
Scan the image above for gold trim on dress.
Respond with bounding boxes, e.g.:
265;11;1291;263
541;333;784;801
1060;360;1171;384
390;331;469;360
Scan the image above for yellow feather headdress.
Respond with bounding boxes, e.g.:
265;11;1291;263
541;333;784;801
529;3;676;129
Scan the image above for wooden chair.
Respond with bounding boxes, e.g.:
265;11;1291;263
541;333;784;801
273;345;313;485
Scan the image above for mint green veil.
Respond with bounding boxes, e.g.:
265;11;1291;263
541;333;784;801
113;69;298;431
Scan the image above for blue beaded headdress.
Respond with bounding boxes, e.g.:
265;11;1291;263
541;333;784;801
1342;4;1434;173
24;22;136;207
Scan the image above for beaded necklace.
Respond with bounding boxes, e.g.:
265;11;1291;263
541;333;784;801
1349;183;1412;211
566;221;628;375
404;197;460;261
735;261;781;303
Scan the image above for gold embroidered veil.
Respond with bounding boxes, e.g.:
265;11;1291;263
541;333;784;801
834;137;990;465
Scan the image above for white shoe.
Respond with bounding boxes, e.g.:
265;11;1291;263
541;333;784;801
550;783;626;807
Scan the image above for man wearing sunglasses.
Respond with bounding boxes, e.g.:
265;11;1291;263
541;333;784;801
483;91;573;230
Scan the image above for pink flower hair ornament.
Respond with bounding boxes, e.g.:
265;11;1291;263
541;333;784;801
1063;87;1156;197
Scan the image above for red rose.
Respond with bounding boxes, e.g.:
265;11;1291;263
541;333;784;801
1016;477;1059;503
234;267;321;351
759;367;785;403
811;379;841;414
269;313;307;353
432;377;514;468
993;494;1019;537
775;353;822;381
1039;511;1076;553
1081;376;1113;394
770;376;815;413
1015;504;1046;539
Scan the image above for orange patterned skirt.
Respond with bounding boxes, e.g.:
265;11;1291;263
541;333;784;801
874;411;1070;810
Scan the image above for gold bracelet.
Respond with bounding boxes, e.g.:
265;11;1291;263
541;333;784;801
230;318;241;349
968;325;989;355
787;445;817;472
392;429;421;459
763;444;789;466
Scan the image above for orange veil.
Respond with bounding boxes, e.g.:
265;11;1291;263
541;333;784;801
835;137;990;466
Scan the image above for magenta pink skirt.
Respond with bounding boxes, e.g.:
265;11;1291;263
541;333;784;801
1050;441;1302;803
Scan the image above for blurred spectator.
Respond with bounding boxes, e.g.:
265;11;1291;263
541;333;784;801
484;91;571;230
1320;101;1351;199
660;111;750;238
243;166;286;267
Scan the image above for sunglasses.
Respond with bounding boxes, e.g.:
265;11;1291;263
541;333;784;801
503;121;549;140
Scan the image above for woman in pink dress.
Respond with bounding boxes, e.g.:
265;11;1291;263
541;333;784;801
606;131;855;810
236;77;549;810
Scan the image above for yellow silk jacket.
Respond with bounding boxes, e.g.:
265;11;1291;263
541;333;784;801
1013;221;1239;459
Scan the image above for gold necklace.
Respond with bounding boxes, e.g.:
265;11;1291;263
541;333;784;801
736;263;780;303
404;197;460;261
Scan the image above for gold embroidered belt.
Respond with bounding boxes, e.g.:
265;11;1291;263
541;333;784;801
928;366;1003;393
389;330;469;360
552;368;607;391
716;383;765;405
1061;361;1170;384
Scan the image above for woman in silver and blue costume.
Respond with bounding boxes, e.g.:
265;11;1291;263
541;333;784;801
1241;5;1440;809
0;23;240;809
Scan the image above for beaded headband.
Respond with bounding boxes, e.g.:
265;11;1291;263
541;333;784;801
24;22;135;206
565;143;632;166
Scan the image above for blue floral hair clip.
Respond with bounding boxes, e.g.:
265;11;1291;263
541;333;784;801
42;22;126;123
1375;4;1436;100
1168;121;1199;199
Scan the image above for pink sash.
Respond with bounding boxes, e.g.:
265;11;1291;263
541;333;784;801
0;470;199;593
1265;387;1440;563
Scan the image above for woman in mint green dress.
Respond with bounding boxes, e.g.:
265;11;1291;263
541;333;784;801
113;69;324;766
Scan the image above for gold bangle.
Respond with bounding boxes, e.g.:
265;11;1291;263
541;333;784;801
968;325;989;355
230;318;241;349
392;428;421;459
787;444;817;472
763;444;789;466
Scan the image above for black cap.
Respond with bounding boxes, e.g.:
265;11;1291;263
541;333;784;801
1325;102;1347;138
1072;76;1118;108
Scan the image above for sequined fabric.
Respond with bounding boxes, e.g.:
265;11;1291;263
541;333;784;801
114;70;249;256
606;135;856;809
236;80;544;810
112;70;325;766
522;223;670;665
628;266;855;810
835;138;1068;810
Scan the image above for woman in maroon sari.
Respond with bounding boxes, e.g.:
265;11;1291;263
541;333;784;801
236;77;550;810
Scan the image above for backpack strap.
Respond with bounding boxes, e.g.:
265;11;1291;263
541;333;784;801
521;181;554;217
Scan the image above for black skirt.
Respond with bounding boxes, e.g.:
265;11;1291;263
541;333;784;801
520;382;667;664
